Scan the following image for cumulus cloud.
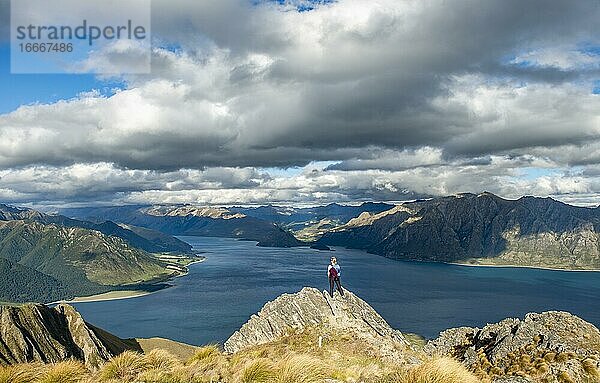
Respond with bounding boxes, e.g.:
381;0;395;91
1;158;599;208
0;0;599;206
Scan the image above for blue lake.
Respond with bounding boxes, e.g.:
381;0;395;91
73;236;600;346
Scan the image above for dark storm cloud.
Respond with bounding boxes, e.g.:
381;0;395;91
1;0;600;206
1;0;599;170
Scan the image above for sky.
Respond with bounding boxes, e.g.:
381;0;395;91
0;0;599;208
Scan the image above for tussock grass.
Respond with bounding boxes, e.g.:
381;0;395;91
272;354;327;383
581;357;600;379
185;344;230;382
98;351;145;382
187;345;221;364
237;359;275;383
395;357;483;383
0;352;485;383
558;370;576;383
0;363;45;383
143;349;178;371
8;325;599;383
38;360;87;383
136;368;180;383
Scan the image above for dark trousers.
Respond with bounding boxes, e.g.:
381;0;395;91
329;276;343;297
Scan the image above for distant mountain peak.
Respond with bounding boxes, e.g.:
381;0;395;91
143;205;246;219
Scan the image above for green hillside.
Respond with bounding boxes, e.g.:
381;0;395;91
0;220;182;302
0;258;70;303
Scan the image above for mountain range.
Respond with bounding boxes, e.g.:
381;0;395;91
316;193;600;270
0;204;193;254
60;204;303;247
60;193;600;270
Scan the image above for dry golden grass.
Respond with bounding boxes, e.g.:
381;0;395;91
237;359;275;383
4;324;600;383
143;349;179;371
38;360;87;383
558;370;576;383
187;344;221;364
394;357;484;383
271;354;327;383
0;363;45;383
98;350;145;382
581;357;600;378
136;338;198;361
0;351;483;383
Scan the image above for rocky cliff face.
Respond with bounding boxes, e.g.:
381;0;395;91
0;303;140;369
224;287;412;364
425;311;600;383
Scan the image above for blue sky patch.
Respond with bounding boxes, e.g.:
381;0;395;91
578;43;600;57
0;43;125;114
519;167;556;180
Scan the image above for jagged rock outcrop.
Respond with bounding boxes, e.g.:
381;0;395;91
425;311;600;383
0;303;140;369
224;287;412;364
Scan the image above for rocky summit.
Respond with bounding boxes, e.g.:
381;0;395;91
0;303;139;369
425;311;600;382
224;287;412;363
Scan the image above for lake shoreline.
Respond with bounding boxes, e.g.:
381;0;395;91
51;258;207;305
448;261;600;273
52;290;154;304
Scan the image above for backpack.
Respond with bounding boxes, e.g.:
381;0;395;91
329;265;338;278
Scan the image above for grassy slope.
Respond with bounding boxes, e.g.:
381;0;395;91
0;258;71;303
0;326;482;383
136;338;199;361
2;324;599;382
0;220;178;302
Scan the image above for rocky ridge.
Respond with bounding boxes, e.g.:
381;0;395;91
426;311;600;382
0;303;139;369
224;287;413;364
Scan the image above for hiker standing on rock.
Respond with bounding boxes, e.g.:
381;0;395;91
327;256;344;297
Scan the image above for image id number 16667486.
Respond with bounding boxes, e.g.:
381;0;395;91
18;43;74;53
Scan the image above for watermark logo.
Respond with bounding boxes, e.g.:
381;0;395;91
11;0;151;74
